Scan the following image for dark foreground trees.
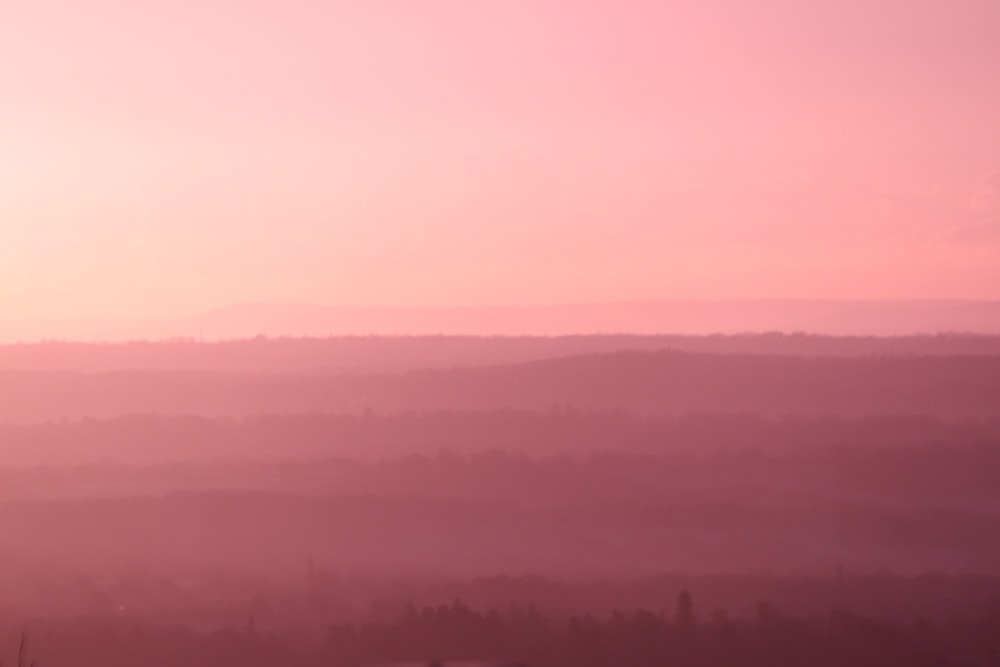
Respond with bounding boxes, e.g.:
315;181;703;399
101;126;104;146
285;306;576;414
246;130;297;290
319;594;998;667
25;594;996;667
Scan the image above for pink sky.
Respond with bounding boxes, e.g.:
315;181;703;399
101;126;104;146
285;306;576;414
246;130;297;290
1;0;999;320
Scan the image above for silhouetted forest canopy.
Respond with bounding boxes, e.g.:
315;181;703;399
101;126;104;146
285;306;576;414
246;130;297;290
8;588;1000;667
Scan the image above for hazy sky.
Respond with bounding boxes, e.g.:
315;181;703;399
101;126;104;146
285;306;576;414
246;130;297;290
2;0;999;319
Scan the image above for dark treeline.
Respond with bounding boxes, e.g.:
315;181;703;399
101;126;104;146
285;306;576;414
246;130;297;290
4;351;1000;422
7;571;1000;630
14;591;1000;667
320;594;1000;667
4;333;1000;373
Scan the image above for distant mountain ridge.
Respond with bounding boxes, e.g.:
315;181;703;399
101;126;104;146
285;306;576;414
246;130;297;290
3;299;1000;342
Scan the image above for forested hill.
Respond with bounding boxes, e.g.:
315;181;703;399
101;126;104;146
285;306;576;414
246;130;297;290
3;333;1000;374
2;350;1000;422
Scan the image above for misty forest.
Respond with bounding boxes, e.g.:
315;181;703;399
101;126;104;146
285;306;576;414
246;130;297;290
0;335;997;666
5;0;1000;662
